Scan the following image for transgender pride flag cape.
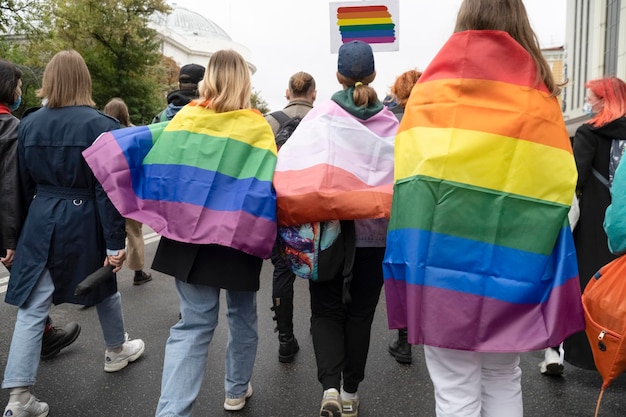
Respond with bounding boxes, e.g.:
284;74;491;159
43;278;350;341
274;98;397;226
383;30;585;352
83;102;277;259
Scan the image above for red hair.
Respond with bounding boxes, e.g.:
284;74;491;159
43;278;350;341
391;69;422;108
586;76;626;127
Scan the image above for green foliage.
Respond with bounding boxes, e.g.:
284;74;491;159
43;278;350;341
0;0;34;34
0;43;44;115
251;89;270;115
0;1;271;123
2;0;172;124
46;0;171;124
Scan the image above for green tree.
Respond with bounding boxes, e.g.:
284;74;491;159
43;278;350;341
251;89;270;115
59;0;170;123
0;0;36;34
32;0;171;123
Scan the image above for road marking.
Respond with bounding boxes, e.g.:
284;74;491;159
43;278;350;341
143;232;161;245
0;232;161;294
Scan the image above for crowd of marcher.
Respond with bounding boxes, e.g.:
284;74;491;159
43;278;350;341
1;0;626;416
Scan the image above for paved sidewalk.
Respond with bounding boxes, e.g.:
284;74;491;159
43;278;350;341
0;240;624;416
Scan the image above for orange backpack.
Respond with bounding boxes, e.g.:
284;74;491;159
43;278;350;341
582;254;626;416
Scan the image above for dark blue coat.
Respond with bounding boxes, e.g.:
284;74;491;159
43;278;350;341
5;106;126;307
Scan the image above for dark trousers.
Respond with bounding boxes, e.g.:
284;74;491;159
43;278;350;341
271;242;296;299
309;247;384;393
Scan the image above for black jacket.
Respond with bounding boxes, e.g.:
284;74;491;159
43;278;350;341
152;237;263;292
152;89;199;123
0;112;21;251
565;116;626;369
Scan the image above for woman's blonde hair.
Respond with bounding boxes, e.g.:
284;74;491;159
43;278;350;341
198;49;251;112
103;98;131;127
37;50;95;108
454;0;562;96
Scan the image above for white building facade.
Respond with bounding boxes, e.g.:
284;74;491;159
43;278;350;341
564;0;626;135
150;6;256;74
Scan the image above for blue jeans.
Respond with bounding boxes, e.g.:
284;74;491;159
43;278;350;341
2;269;126;388
156;280;258;417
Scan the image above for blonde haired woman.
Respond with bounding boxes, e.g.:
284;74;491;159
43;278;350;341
83;49;277;416
2;50;144;417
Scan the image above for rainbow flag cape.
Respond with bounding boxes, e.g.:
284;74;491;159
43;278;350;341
273;99;397;226
83;103;277;259
383;30;585;352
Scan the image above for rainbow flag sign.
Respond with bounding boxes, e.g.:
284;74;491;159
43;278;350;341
329;0;399;53
383;30;585;352
83;103;278;259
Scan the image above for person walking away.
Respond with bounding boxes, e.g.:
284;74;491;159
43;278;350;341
383;1;585;416
384;68;422;365
273;40;397;417
0;59;81;363
152;63;205;123
103;98;152;285
562;76;626;370
2;50;145;417
83;49;277;416
265;71;316;363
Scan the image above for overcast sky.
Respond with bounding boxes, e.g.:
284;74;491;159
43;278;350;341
170;0;567;112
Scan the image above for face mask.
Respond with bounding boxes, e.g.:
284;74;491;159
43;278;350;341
8;95;21;112
582;102;593;116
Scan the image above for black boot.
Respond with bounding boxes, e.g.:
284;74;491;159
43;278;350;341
388;328;412;364
271;297;299;363
41;321;82;360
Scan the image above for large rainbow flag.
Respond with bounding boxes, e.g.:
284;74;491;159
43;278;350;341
83;102;277;259
383;30;585;352
273;98;397;226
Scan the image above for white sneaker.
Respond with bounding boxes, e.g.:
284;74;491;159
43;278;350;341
320;388;342;417
104;334;145;372
223;383;253;411
3;394;49;417
539;347;564;376
341;387;359;417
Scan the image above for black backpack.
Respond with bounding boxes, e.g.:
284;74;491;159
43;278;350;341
270;110;302;150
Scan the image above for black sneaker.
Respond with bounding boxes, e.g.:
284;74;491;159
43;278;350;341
41;321;81;360
133;271;152;285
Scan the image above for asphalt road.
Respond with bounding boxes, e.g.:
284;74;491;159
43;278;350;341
0;232;624;416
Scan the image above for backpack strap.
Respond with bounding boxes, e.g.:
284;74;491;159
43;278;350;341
270;110;291;126
340;220;357;304
592;168;610;189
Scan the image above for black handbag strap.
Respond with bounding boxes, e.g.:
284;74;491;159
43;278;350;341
340;220;356;304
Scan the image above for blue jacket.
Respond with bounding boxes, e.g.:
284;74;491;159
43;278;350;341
6;106;125;307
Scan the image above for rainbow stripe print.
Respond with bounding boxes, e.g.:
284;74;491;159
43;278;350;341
336;5;396;44
383;30;585;352
83;103;277;259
